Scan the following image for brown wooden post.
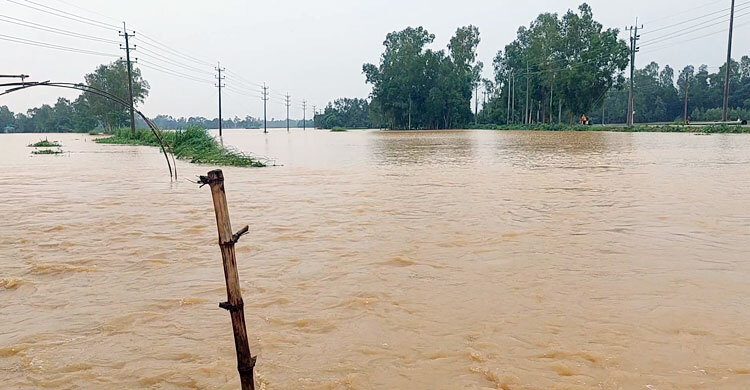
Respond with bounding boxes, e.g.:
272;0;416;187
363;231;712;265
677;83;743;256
199;169;255;390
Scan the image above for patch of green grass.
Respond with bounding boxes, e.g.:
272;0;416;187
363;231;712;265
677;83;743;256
28;138;61;147
31;148;63;155
97;126;266;167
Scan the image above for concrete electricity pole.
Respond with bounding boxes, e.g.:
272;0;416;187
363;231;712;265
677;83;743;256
626;20;642;127
215;62;226;137
506;72;512;124
722;0;736;122
475;84;479;125
285;93;291;132
262;83;268;134
684;77;690;124
302;100;307;130
525;61;530;124
120;22;137;136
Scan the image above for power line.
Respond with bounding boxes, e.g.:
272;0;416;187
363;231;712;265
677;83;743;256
5;0;119;31
640;20;749;53
641;6;750;46
22;0;120;28
0;15;120;44
136;32;214;67
643;0;735;25
643;0;750;35
224;69;263;88
48;0;122;25
136;46;214;76
137;59;213;84
0;33;119;56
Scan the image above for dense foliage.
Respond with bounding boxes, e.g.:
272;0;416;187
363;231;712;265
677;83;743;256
1;61;148;133
97;126;266;167
1;97;95;133
313;98;373;129
482;4;629;124
84;61;149;132
363;26;483;129
598;58;750;123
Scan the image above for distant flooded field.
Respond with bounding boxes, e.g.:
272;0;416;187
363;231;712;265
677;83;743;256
2;129;750;389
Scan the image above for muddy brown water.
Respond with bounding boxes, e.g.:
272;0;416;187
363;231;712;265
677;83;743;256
1;130;750;389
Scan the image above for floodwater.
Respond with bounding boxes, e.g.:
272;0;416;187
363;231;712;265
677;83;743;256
1;129;750;389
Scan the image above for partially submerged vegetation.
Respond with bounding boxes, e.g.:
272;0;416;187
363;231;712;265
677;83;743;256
331;127;349;132
97;126;266;167
31;148;64;155
468;123;750;133
28;138;61;147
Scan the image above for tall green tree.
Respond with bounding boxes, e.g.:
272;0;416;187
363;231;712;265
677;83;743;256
363;25;482;129
488;3;629;124
82;61;149;132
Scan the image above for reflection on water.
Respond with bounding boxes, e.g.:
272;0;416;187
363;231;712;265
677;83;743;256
1;129;750;389
369;130;477;166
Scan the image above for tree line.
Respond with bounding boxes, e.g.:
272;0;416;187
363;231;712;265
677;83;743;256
596;58;750;124
0;61;311;133
317;3;748;129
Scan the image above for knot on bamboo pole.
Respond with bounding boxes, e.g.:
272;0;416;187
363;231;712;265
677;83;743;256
239;356;257;372
198;175;221;188
219;300;244;312
221;225;249;247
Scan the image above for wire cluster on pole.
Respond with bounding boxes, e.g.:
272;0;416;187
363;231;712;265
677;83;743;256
625;20;643;127
119;22;137;136
216;62;226;137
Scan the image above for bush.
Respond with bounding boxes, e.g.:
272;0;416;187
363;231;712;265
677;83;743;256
97;126;266;167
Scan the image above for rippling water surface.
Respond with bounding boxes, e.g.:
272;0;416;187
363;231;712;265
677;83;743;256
2;129;750;389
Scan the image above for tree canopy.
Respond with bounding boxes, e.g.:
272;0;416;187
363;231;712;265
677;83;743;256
485;3;629;124
83;61;149;132
363;26;483;129
314;98;373;129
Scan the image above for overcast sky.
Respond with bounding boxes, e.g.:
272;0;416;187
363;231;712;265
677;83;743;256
2;0;747;120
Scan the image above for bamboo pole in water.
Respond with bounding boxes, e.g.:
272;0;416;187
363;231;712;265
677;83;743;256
199;169;255;390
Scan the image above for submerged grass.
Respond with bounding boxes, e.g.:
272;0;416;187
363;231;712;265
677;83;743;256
97;126;266;167
31;148;63;155
28;138;62;147
468;123;750;133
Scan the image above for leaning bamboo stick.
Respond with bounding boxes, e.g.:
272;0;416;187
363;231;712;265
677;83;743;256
199;169;255;390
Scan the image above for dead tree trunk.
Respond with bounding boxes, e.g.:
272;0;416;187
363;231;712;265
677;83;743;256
199;169;255;390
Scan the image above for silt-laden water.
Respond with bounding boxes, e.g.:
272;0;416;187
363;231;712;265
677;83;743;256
1;129;750;389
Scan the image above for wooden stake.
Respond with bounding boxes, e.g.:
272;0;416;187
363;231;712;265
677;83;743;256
199;169;255;390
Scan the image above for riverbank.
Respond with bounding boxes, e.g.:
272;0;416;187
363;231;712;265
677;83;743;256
96;127;266;167
467;123;750;133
